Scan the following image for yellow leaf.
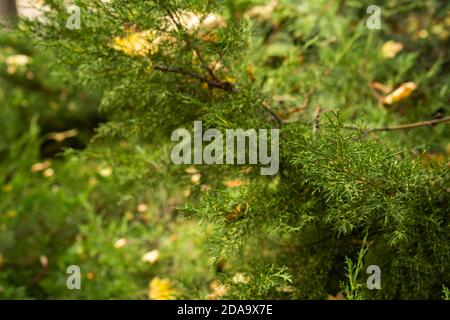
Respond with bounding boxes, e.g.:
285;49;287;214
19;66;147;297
380;41;403;59
98;166;113;177
5;54;31;67
225;203;248;222
31;160;51;172
206;280;229;300
201;34;217;43
176;11;226;33
383;82;417;105
232;273;250;284
224;179;245;188
201;82;209;90
142;250;160;264
43;168;54;178
114;238;127;249
148;277;177;300
245;0;278;22
112;30;159;57
190;173;201;185
185;166;199;175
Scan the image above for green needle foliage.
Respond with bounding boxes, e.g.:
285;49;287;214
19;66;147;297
0;0;448;299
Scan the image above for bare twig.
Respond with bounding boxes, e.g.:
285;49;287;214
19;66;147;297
153;64;237;92
343;116;450;132
262;101;283;126
191;45;221;84
312;106;321;137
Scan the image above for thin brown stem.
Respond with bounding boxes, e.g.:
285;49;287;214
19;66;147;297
262;101;283;126
344;116;450;132
153;64;237;92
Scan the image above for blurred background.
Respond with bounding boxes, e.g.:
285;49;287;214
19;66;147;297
0;0;449;300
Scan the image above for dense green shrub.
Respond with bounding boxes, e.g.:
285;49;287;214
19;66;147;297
0;0;448;299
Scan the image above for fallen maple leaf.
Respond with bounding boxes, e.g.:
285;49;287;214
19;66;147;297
148;277;177;300
112;30;159;58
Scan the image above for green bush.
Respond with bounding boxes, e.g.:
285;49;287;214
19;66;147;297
0;0;448;299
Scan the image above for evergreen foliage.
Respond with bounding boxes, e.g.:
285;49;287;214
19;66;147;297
0;0;449;299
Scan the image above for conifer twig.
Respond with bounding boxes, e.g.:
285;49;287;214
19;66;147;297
163;7;235;92
312;106;321;137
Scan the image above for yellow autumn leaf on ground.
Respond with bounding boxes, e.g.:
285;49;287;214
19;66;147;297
5;54;32;74
185;166;199;175
383;82;417;105
39;255;49;268
380;41;403;59
6;54;31;66
232;272;250;284
148;277;177;300
170;11;226;42
225;203;248;222
245;0;278;22
112;30;159;58
206;280;229;300
47;129;78;142
224;179;245;188
190;173;201;185
224;76;237;84
98;165;113;177
137;203;148;213
142;250;160;264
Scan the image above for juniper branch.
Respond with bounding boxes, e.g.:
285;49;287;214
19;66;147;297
262;101;283;126
164;7;229;89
